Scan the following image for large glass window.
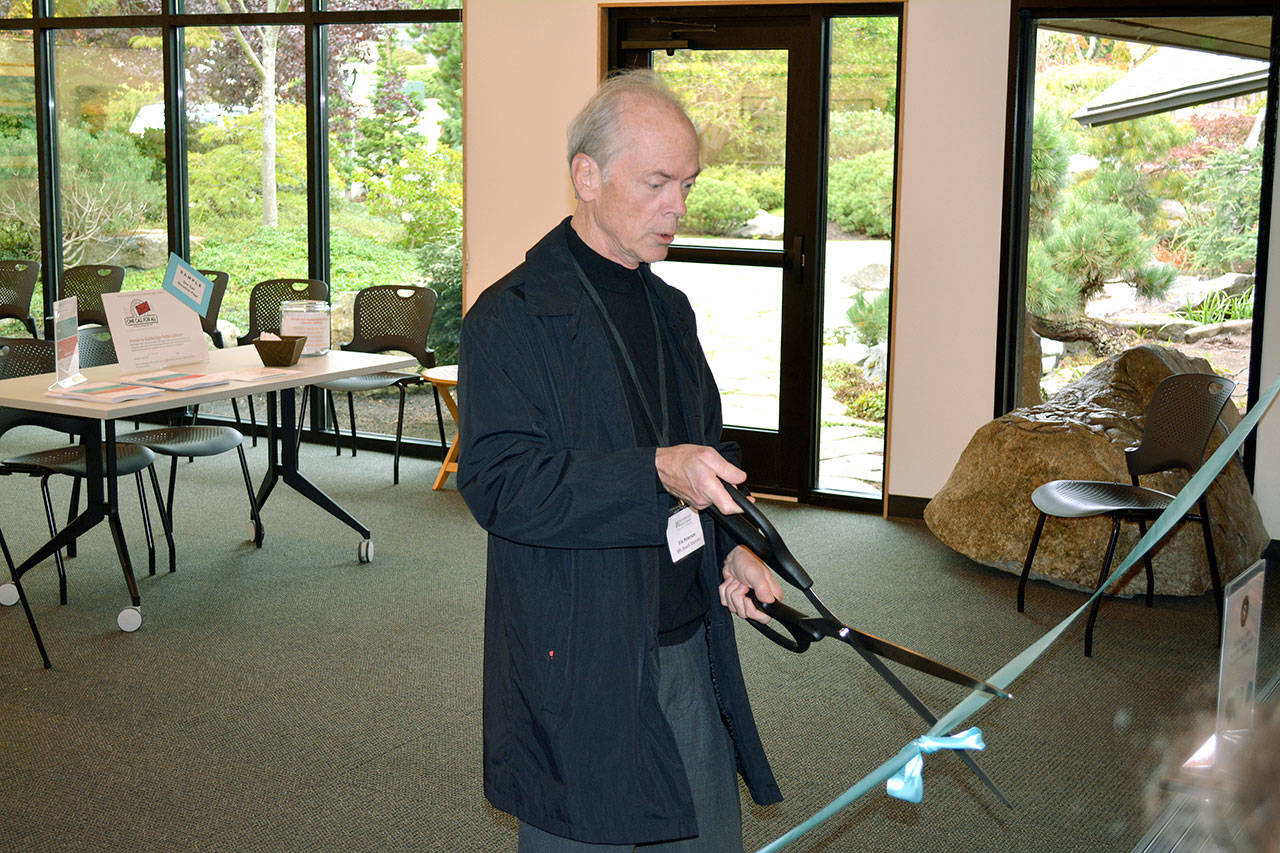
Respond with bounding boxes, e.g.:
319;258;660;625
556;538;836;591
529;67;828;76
0;29;38;335
1011;17;1270;415
327;18;461;440
55;28;165;279
0;1;460;456
182;22;307;332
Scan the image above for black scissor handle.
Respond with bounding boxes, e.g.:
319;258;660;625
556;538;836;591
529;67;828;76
706;480;814;592
747;598;826;654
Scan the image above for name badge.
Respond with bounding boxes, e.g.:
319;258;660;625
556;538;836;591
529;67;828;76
666;505;705;562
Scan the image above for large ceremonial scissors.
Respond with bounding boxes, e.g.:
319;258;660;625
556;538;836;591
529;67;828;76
706;482;1013;806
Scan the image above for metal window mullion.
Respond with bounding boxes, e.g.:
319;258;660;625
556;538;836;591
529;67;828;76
306;22;330;437
163;24;191;260
33;13;61;334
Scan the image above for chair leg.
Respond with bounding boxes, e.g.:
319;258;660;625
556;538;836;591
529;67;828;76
394;384;408;485
248;395;258;447
1084;518;1123;657
235;445;264;549
66;476;81;559
323;389;340;455
231;396;254;447
346;391;357;458
1198;497;1225;645
135;472;156;577
1136;518;1155;608
1018;512;1047;613
432;385;446;448
152;461;176;573
39;475;68;605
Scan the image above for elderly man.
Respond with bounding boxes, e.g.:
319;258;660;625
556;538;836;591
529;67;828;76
458;70;782;851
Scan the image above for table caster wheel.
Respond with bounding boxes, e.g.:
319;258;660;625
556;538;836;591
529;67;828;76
358;539;373;564
117;606;142;633
0;582;18;606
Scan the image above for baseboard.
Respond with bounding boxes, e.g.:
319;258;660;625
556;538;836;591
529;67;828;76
886;494;929;519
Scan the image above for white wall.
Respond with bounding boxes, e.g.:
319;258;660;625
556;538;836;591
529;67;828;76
885;0;1010;501
462;0;1278;535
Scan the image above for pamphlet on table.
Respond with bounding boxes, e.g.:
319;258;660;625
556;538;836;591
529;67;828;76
46;380;166;403
122;370;230;391
51;296;85;388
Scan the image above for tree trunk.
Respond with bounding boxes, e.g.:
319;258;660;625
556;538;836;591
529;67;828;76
1030;314;1137;356
260;26;280;228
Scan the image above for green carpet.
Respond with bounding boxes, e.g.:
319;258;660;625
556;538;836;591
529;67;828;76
0;429;1274;851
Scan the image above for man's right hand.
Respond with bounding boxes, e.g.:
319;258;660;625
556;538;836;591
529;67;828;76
655;444;746;515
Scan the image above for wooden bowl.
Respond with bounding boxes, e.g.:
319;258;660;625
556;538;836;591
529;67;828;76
253;335;306;367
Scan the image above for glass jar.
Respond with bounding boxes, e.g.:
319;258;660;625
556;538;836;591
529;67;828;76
280;299;331;356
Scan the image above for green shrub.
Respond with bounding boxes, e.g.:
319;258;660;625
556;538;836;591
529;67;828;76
1179;286;1254;325
1043;200;1152;303
1173;145;1263;274
701;165;785;212
419;228;462;365
823;360;875;406
1025;239;1077;317
682;176;757;236
827;150;893;237
828;108;895;160
845;289;890;346
849;387;886;422
1131;261;1176;301
1029;110;1073;239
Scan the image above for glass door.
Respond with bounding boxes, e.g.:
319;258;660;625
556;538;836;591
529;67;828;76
610;5;901;502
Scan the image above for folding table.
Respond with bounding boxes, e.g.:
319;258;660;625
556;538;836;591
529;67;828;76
0;345;414;667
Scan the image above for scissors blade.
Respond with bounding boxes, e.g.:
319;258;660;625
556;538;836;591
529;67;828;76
849;644;1012;807
827;619;1012;700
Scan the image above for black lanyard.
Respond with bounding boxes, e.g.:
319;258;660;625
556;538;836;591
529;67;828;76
570;255;670;445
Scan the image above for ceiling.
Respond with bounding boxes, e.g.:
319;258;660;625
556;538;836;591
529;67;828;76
1039;16;1272;60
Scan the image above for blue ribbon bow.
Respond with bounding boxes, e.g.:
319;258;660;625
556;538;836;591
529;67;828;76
885;727;987;803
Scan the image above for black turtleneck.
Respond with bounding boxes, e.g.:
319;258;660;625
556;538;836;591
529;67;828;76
565;220;707;645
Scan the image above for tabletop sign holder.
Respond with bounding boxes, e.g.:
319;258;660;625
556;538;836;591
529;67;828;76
160;253;214;317
101;288;209;374
51;296;85;388
1172;558;1267;785
1213;559;1266;759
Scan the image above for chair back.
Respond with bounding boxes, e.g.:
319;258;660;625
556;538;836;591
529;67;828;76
0;260;40;333
342;285;437;368
0;336;54;379
237;278;329;344
77;327;118;368
197;269;230;347
1126;373;1236;477
0;337;56;435
60;265;125;327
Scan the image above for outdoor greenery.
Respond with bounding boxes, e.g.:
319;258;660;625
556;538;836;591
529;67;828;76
682;176;758;237
845;288;890;347
826;150;894;238
823;360;885;423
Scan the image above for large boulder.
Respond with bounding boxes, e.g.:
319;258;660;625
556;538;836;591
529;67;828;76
924;345;1268;596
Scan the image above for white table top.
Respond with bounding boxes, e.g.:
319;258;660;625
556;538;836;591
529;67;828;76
0;346;417;421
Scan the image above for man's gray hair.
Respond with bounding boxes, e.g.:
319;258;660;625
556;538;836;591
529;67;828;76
566;69;693;171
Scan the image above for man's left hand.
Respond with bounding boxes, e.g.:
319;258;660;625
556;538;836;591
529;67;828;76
719;545;783;624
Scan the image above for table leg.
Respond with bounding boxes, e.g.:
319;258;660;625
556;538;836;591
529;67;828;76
254;386;372;544
431;384;460;491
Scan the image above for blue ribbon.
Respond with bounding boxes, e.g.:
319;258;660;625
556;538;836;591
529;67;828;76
885;727;986;803
757;370;1280;852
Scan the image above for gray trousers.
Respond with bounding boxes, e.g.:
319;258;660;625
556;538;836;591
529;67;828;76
517;625;743;852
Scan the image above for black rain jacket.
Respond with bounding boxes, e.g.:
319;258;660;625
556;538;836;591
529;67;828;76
457;220;781;844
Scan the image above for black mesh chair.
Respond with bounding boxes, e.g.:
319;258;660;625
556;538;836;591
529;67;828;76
234;278;329;446
1018;372;1237;657
307;285;438;484
0;337;166;598
197;269;230;349
59;264;125;327
0;259;40;337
